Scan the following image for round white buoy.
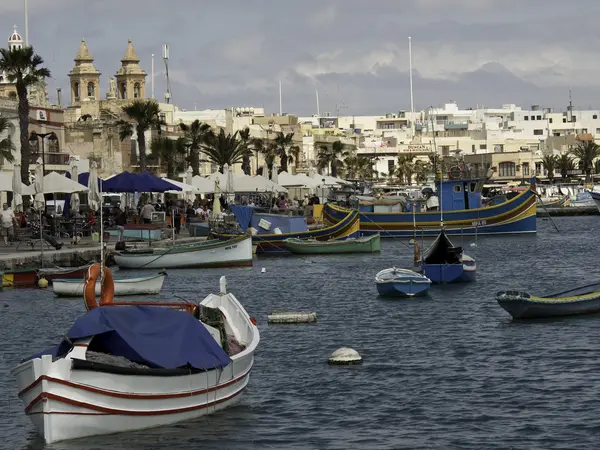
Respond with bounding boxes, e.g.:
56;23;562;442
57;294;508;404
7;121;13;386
261;268;266;273
408;238;416;245
328;347;362;365
38;277;49;289
469;243;477;248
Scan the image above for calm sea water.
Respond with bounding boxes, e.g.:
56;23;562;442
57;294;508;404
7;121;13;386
1;216;600;450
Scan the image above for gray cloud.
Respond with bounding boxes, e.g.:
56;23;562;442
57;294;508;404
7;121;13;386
1;0;599;115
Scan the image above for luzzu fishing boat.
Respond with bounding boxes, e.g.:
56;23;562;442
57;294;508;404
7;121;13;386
210;206;360;254
590;191;600;212
536;194;570;208
324;176;537;238
11;265;259;443
496;282;600;319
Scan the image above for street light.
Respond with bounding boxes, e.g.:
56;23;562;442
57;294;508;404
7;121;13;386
29;131;57;175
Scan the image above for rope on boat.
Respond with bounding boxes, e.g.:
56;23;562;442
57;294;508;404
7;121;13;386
533;191;560;232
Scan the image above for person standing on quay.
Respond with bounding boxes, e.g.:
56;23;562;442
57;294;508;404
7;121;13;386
0;203;16;246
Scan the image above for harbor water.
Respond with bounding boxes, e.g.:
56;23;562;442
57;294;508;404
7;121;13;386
1;216;600;450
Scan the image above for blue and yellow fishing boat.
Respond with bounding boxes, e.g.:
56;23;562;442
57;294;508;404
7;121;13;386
210;207;360;254
536;194;570;208
324;177;537;237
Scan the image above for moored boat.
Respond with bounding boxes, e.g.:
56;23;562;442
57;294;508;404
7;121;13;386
323;175;537;237
11;274;259;444
591;191;600;212
211;208;360;254
53;272;167;297
2;265;91;288
283;234;380;255
375;268;431;297
187;221;210;237
113;235;253;269
496;283;600;319
414;230;476;284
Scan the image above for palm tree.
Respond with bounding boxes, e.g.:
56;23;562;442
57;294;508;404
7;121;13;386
556;154;574;179
238;127;255;175
151;136;186;179
117;100;164;172
343;155;376;180
0;46;50;182
179;120;211;176
413;159;431;184
0;117;16;164
316;140;350;178
540;154;558;182
272;131;300;173
394;155;416;184
250;137;266;175
200;129;246;173
570;140;600;183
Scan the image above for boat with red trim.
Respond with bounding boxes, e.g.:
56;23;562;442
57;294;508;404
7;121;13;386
324;176;537;237
11;270;259;444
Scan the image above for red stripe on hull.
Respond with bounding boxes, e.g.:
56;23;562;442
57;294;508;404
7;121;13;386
20;367;251;400
25;382;246;416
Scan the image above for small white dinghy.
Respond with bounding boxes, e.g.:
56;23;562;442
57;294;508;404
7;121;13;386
11;269;259;444
52;272;167;297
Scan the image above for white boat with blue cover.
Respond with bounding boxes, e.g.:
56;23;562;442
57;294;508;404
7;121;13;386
11;276;259;444
375;268;431;297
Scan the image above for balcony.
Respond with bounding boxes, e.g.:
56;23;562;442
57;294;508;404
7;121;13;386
29;152;71;166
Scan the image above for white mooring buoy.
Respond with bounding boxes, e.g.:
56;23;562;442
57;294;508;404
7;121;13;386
267;311;317;324
261;267;266;273
328;347;362;365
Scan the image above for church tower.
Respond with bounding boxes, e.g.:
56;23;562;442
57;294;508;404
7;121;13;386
0;26;23;99
68;38;101;106
115;39;147;101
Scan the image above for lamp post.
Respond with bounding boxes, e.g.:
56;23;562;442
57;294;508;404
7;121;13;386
29;132;57;175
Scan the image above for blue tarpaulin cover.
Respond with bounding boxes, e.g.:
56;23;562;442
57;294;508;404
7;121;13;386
230;205;253;232
102;171;181;193
25;306;231;370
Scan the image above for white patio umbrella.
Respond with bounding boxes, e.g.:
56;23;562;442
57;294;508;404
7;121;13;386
23;172;89;195
271;163;279;184
70;161;81;212
11;163;23;212
261;162;269;180
185;166;194;204
224;163;235;203
33;158;45;211
212;180;221;217
191;175;215;194
88;160;101;210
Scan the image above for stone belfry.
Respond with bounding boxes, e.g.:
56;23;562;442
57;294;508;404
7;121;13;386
68;38;101;105
115;39;147;101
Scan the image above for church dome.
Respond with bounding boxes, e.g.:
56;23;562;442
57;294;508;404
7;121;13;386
8;25;23;43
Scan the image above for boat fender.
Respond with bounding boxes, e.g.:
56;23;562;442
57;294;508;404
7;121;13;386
84;264;114;311
413;242;421;263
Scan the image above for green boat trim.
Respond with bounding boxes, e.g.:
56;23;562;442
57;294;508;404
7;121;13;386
116;234;250;257
283;234;381;254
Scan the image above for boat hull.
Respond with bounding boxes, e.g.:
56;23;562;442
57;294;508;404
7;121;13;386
323;188;537;237
53;274;166;297
591;191;600;213
284;234;380;255
376;281;429;297
211;209;360;254
417;264;476;284
187;222;210;237
496;289;600;319
12;285;260;444
2;265;90;288
114;236;253;269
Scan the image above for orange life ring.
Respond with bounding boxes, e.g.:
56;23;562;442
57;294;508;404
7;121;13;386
413;242;421;263
84;263;114;311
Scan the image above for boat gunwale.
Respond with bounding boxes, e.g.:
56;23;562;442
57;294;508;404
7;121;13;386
115;235;251;258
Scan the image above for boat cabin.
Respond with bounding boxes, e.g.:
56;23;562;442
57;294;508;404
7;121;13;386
436;178;485;211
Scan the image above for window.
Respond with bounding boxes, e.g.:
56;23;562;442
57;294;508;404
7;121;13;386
387;159;395;174
594;115;598;119
0;75;3;82
121;83;127;99
573;115;577;121
536;115;542;120
87;82;95;98
522;162;530;176
524;116;529;121
499;162;516;177
533;129;543;135
582;128;588;133
535;162;542;174
494;144;504;153
596;128;600;134
549;118;553;123
530;116;535;120
479;144;487;150
133;83;141;99
563;118;566;123
441;145;450;156
74;82;80;100
453;184;462;193
471;144;475;153
469;182;477;192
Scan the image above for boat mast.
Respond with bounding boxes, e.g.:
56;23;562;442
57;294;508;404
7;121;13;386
429;110;443;227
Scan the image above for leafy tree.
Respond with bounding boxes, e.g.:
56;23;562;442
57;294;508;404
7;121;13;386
317;140;350;178
179;120;211;176
540;154;558;182
200;129;246;173
0;116;16;164
556;154;574;179
0;46;50;182
117;100;164;172
271;131;300;173
150;136;186;179
570;140;600;183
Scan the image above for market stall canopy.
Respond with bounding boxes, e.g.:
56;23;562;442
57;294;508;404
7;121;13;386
23;171;89;195
191;175;215;194
277;171;321;188
311;174;349;186
0;171;28;192
102;171;182;193
234;174;288;193
162;177;201;194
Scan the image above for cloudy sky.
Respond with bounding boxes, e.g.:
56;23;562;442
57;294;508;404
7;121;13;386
1;0;599;115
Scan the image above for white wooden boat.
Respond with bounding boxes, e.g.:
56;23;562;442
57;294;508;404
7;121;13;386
113;234;253;269
52;272;166;297
11;276;259;444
